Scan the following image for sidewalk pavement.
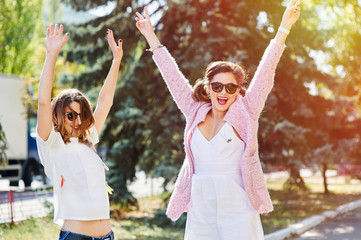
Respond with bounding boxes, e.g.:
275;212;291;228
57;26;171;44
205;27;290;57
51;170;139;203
264;199;361;240
291;206;361;240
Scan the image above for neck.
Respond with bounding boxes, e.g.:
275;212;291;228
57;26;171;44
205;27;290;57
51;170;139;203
210;108;226;120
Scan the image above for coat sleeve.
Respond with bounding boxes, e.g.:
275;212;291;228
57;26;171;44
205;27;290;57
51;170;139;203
243;40;285;117
152;47;197;116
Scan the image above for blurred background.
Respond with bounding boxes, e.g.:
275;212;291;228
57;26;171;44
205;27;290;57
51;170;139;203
0;0;361;239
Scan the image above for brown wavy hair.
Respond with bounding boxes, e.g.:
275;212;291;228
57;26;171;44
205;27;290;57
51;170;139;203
51;89;95;144
192;61;247;102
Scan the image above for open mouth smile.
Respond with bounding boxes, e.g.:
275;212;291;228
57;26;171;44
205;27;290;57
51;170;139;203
217;96;228;105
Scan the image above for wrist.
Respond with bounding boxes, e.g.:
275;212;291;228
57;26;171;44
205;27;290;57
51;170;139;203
146;44;164;53
45;51;59;58
278;26;290;35
112;58;122;62
280;22;292;31
144;32;161;48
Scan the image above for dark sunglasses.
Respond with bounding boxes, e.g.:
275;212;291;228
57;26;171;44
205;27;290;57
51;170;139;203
64;110;81;121
210;82;239;94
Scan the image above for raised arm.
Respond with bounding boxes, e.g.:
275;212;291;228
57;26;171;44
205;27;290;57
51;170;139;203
37;24;69;141
93;29;123;135
135;7;195;116
244;0;302;117
274;0;302;45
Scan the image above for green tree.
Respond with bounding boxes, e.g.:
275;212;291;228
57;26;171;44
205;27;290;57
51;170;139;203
0;0;43;76
0;0;45;118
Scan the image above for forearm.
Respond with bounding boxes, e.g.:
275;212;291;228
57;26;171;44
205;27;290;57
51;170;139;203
38;53;58;106
144;31;162;51
97;59;121;107
37;52;59;140
274;30;288;45
274;20;293;45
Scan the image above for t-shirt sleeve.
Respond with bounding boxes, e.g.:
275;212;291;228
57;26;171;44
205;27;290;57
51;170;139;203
36;125;58;148
36;125;60;181
87;126;99;145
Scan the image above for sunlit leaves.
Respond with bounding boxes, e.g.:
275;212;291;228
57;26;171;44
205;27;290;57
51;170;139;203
0;0;43;76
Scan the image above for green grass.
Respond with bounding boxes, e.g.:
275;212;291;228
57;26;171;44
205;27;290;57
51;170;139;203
262;191;361;234
0;216;60;240
112;218;184;240
1;182;360;239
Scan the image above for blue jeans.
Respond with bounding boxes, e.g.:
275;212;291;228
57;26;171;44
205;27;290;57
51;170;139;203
58;230;114;240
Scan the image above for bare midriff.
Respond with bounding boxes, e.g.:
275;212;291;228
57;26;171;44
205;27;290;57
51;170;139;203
62;219;111;237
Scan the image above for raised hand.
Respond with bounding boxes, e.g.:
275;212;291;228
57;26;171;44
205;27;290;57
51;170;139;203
135;7;154;38
135;7;161;51
45;24;69;55
280;0;303;30
106;29;123;61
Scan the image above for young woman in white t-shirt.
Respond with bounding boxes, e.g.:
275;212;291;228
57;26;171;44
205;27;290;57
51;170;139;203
37;24;122;240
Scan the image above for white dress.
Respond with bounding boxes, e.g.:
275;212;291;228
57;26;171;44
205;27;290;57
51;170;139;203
185;122;264;240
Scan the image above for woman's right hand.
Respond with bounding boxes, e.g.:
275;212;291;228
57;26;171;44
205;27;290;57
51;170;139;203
45;24;69;56
280;0;302;30
135;7;161;49
135;7;154;38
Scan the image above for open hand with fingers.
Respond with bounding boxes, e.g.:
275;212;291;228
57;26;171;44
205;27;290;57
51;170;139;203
45;24;69;56
280;0;303;30
106;29;123;61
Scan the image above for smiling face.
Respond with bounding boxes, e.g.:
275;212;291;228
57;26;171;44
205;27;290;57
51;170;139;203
64;101;83;138
208;72;240;113
51;88;95;144
192;61;246;107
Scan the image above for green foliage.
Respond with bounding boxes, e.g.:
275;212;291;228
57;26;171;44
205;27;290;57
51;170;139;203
0;0;43;77
0;0;44;118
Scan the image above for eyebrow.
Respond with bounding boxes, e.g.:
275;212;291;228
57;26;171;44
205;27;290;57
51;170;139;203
67;108;81;114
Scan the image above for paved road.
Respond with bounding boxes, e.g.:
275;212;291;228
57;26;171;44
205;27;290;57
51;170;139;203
291;207;361;240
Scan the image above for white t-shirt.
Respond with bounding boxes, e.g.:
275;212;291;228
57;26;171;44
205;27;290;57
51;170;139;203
36;125;110;225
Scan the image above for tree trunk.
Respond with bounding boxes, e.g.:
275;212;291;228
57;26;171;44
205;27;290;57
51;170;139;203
284;165;308;192
322;162;329;194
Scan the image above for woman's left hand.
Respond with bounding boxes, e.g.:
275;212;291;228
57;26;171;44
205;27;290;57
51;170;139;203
107;29;123;61
280;0;303;30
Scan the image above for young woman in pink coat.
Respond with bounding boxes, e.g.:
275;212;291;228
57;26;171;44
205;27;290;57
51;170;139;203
136;1;302;239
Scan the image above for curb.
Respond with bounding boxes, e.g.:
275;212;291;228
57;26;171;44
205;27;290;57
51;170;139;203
264;199;361;240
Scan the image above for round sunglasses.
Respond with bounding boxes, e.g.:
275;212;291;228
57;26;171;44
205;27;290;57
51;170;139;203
64;110;81;121
210;82;239;94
